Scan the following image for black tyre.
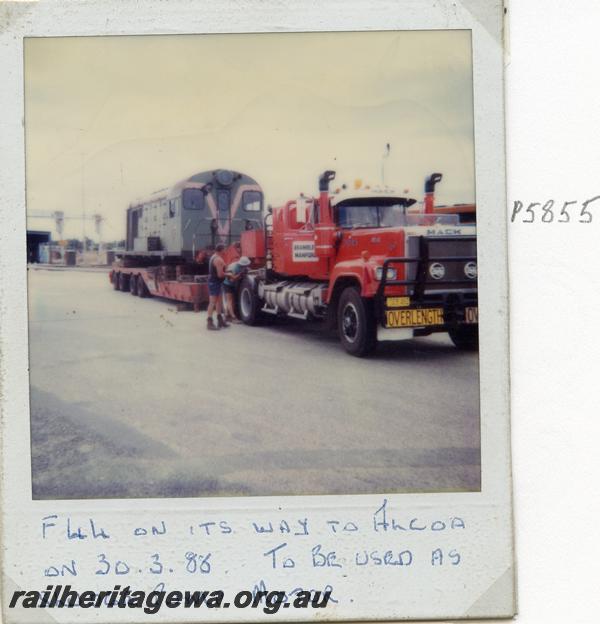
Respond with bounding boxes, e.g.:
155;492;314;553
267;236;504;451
231;283;242;320
238;277;263;325
118;272;130;292
136;275;149;298
129;274;138;295
337;287;376;357
112;271;120;290
449;325;479;351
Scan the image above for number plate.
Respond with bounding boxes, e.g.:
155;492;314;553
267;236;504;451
386;296;410;308
465;306;478;324
385;308;444;328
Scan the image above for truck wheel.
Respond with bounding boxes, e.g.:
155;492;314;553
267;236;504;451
118;272;130;292
112;271;120;290
129;274;138;296
449;325;479;351
337;287;376;357
238;278;262;325
232;283;242;320
136;275;149;298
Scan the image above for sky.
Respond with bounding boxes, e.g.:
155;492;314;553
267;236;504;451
24;30;475;241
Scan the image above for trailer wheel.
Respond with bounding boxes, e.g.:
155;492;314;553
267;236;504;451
112;271;120;290
238;277;262;325
337;287;376;357
118;272;130;292
449;325;478;351
129;274;138;296
136;275;150;298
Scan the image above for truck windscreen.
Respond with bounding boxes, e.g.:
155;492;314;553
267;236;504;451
336;202;459;228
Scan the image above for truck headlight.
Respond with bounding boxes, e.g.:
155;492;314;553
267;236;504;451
375;266;397;281
464;261;477;279
428;262;446;280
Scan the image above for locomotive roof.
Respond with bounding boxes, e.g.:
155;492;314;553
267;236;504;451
129;169;261;207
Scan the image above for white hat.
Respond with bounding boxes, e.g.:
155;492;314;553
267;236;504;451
238;256;251;267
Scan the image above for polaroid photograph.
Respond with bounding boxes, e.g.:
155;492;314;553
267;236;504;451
0;1;514;622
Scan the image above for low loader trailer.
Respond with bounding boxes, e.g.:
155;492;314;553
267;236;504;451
235;171;478;356
109;245;248;311
110;263;209;311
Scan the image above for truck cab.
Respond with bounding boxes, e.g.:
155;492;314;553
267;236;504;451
238;171;478;356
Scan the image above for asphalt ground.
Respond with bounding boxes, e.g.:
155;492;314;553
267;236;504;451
27;267;480;499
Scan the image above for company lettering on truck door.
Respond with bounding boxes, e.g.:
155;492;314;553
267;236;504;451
292;241;318;262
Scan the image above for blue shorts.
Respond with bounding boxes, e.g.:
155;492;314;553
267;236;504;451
208;279;223;297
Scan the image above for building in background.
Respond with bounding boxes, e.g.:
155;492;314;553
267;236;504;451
26;230;51;263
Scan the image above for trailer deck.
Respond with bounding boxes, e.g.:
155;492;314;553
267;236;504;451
110;265;209;311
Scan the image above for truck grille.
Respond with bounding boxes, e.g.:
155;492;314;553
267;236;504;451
406;236;477;293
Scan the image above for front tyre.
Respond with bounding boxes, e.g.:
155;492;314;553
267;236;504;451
449;325;479;351
238;277;263;325
337;287;376;357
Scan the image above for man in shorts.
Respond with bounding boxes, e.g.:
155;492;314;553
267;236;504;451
206;243;229;330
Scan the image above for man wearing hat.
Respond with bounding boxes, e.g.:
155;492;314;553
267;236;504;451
223;255;251;323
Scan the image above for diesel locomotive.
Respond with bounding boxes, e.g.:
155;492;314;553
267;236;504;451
123;169;264;262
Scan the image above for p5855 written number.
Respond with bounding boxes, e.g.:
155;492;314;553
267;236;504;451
511;196;599;224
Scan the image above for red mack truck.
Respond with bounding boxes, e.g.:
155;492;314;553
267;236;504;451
235;171;478;356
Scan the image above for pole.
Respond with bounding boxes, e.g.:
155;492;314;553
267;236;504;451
94;213;103;263
381;143;390;187
81;153;85;260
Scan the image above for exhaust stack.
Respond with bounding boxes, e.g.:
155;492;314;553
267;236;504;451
424;172;443;214
318;170;336;224
315;170;336;258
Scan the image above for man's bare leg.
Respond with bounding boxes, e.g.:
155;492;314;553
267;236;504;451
207;296;219;330
225;292;238;321
216;295;230;328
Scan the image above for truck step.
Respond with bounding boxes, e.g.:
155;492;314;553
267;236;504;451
287;310;309;320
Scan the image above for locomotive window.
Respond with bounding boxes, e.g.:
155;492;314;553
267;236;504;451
182;188;205;210
241;190;262;212
217;189;230;213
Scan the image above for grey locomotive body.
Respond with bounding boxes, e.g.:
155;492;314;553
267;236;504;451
125;169;264;262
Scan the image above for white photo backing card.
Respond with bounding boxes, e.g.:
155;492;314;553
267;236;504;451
0;1;513;621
